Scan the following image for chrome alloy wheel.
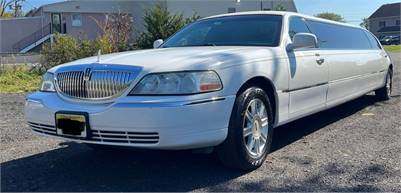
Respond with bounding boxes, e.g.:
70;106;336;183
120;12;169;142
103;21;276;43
243;98;269;158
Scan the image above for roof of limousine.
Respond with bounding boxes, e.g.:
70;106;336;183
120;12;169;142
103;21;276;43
202;11;363;30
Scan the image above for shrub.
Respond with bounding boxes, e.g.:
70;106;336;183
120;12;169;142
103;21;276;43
137;2;200;49
92;36;114;55
93;11;134;52
41;34;79;70
41;34;115;69
41;12;134;69
76;40;95;59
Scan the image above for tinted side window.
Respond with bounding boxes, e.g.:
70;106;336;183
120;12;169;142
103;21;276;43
347;28;372;49
306;20;371;49
305;20;333;48
288;17;311;40
364;31;382;49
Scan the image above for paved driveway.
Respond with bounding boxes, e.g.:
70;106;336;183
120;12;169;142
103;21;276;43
1;53;400;192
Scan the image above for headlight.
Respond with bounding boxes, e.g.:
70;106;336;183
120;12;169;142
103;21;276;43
130;71;223;95
40;72;56;92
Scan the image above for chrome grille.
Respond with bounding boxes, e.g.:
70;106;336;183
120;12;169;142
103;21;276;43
28;122;159;144
28;122;57;135
56;70;136;100
91;130;159;144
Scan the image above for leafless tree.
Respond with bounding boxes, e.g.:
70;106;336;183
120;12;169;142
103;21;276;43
0;0;24;17
93;11;134;52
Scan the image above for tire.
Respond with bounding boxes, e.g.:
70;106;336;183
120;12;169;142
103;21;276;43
216;87;274;170
375;69;393;101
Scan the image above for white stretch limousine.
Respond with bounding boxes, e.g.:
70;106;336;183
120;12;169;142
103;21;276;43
25;11;393;170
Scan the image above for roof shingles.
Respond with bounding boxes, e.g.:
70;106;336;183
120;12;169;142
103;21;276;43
369;3;401;19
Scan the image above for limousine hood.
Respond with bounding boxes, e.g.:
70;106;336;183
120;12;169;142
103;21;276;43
49;46;283;73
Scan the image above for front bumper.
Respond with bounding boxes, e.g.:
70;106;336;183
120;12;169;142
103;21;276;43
25;92;236;150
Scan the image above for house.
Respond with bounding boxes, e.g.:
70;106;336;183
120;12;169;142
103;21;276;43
368;2;400;39
0;0;297;53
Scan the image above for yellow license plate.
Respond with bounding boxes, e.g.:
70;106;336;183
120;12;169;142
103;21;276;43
56;112;88;138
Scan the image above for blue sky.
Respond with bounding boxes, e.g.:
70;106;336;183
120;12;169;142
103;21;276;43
21;0;401;25
296;0;401;24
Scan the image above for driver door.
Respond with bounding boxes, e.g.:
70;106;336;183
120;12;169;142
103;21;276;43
287;17;329;118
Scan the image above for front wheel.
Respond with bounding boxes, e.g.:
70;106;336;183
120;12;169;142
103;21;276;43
216;87;274;170
375;69;393;101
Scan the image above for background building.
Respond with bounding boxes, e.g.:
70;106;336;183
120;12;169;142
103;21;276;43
368;2;400;38
0;0;297;53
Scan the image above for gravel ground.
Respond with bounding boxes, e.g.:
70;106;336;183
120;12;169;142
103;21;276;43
1;53;400;192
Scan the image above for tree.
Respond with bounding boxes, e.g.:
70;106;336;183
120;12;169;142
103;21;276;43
360;18;369;29
0;0;24;17
93;11;134;52
0;0;11;17
0;11;12;18
315;12;345;23
136;2;200;49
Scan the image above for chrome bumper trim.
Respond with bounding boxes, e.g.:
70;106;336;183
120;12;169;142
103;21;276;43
114;96;227;108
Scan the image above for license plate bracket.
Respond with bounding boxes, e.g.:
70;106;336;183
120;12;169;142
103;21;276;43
55;112;89;138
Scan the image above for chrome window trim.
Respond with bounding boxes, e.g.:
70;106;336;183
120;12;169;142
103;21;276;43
114;96;227;108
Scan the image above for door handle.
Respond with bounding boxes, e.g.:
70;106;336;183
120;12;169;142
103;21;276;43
316;58;325;65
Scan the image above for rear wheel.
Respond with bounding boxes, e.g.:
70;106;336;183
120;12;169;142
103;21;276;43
216;87;274;170
375;69;393;101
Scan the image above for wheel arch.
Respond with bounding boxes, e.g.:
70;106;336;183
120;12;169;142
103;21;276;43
236;76;279;126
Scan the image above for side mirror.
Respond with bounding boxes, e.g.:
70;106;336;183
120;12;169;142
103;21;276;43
153;39;164;49
288;33;318;51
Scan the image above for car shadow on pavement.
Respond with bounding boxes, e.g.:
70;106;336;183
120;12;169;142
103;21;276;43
271;94;378;152
1;95;383;192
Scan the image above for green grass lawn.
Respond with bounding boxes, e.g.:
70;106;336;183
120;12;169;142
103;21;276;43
0;65;42;93
384;45;401;53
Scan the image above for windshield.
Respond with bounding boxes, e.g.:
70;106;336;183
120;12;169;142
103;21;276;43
162;15;283;48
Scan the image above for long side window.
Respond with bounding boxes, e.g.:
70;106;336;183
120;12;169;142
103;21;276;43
304;20;328;48
288;17;311;41
364;31;382;50
306;20;372;49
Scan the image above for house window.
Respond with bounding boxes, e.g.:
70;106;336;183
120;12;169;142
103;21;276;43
72;13;82;26
379;21;386;28
228;8;236;13
396;20;400;26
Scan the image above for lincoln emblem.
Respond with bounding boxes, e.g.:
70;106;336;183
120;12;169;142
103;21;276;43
83;68;91;81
